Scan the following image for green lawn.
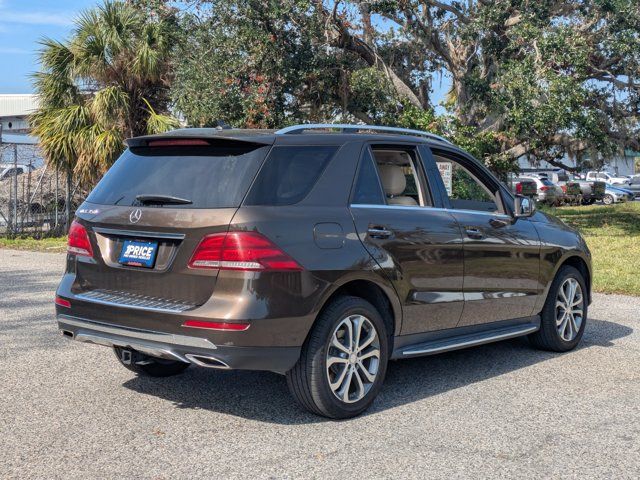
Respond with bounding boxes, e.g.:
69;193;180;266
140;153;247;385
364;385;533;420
1;201;638;296
547;201;640;297
0;235;67;253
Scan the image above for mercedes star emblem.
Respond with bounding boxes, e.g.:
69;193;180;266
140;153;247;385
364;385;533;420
129;209;142;224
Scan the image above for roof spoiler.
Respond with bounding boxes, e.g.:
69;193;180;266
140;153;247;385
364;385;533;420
126;132;274;148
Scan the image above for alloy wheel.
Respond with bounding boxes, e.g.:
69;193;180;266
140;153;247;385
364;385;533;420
326;315;381;404
555;278;584;341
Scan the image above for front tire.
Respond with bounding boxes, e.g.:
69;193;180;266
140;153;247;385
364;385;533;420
113;346;190;377
529;265;587;352
286;296;389;419
603;194;614;205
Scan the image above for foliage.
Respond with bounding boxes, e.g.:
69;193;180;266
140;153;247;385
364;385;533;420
31;1;179;185
164;0;639;176
0;235;68;252
170;1;336;128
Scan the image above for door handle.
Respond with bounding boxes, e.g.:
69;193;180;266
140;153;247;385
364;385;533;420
465;227;484;239
490;218;510;228
367;226;392;239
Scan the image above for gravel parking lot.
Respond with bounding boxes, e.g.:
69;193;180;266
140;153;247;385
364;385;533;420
1;248;639;479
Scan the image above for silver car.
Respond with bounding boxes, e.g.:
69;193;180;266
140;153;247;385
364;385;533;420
518;175;564;205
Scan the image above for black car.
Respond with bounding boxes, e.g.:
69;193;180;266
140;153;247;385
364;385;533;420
56;124;592;419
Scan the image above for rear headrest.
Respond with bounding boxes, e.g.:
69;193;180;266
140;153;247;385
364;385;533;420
378;165;406;196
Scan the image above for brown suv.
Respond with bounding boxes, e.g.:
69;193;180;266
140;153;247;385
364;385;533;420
56;124;592;419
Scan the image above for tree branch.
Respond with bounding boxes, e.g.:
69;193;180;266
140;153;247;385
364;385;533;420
315;1;423;108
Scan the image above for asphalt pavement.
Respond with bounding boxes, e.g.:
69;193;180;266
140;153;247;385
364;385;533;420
1;248;639;479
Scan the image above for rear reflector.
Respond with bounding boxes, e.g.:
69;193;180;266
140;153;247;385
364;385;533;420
182;320;250;331
188;231;303;271
67;220;93;257
55;296;71;308
147;139;210;147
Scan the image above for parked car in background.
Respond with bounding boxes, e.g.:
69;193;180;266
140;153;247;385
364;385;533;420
585;171;630;186
55;124;593;419
558;178;606;205
508;177;538;198
602;184;634;204
519;174;565;205
0;163;35;181
625;176;640;199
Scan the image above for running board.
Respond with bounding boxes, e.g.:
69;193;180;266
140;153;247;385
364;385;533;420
399;323;539;357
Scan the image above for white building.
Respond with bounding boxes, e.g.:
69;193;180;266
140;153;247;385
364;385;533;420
0;94;39;133
518;150;638;176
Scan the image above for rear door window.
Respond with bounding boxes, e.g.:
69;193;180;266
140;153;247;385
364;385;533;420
244;146;338;205
86;144;269;208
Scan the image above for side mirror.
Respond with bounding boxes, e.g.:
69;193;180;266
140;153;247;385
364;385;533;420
514;194;536;218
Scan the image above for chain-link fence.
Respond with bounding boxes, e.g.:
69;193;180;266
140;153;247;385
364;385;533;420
0;133;84;237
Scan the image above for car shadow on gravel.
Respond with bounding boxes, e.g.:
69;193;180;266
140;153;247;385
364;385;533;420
121;317;632;424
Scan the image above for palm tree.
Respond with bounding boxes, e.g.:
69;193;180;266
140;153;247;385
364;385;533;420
30;1;179;227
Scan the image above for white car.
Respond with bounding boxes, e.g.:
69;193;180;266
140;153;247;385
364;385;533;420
0;163;35;181
585;171;630;185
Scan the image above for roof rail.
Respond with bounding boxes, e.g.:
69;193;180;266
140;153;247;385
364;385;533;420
275;123;452;145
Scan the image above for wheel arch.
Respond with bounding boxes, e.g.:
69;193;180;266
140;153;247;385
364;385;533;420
312;276;402;342
559;255;592;304
539;253;592;310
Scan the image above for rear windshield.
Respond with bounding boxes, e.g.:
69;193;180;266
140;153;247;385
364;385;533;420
244;146;338;205
541;179;555;186
86;144;269;208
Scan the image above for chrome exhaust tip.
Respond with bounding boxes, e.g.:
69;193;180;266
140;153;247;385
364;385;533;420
185;354;230;370
60;330;74;339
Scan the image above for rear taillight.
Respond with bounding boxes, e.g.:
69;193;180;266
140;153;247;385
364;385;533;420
67;220;93;257
540;186;550;192
515;182;523;194
561;185;567;193
188;231;302;271
55;296;71;308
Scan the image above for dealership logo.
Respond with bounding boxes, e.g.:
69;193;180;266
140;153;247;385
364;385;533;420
129;209;142;224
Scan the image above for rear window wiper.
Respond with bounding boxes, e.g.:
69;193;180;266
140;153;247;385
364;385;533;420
135;194;193;205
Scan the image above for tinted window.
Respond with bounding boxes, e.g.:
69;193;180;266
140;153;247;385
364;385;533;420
541;179;555;186
87;144;268;208
245;146;338;205
434;155;499;213
352;149;385;205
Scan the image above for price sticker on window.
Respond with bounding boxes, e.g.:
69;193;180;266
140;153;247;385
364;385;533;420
437;162;453;196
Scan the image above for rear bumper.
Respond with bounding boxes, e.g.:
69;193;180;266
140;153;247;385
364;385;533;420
57;314;300;374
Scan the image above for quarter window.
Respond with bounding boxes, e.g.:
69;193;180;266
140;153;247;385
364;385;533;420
352;149;385;205
245;146;338;206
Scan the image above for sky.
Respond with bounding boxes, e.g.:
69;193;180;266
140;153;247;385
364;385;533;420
0;0;96;93
0;0;449;107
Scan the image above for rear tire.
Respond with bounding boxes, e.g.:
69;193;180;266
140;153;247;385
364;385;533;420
529;265;587;352
286;296;389;419
113;346;190;377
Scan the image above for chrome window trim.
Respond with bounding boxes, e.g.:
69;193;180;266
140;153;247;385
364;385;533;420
349;203;512;220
